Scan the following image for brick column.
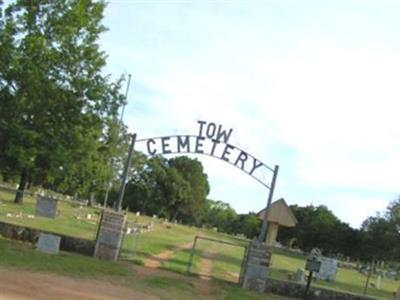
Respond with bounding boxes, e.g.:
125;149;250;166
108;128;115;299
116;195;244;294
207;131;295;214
241;240;272;292
94;210;126;261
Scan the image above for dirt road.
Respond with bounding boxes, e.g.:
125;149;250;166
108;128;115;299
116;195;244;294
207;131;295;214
144;242;193;268
0;269;159;300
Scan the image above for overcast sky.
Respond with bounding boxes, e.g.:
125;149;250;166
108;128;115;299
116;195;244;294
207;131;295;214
100;0;400;228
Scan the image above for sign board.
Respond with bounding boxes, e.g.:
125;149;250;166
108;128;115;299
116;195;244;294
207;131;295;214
35;196;58;218
306;248;322;272
305;258;321;272
37;233;61;254
135;120;276;189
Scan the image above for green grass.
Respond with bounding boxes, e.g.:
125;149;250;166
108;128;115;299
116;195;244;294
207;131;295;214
0;190;100;239
270;251;398;299
210;242;246;283
0;188;398;299
161;248;198;274
220;285;293;300
0;236;290;300
120;222;204;264
0;236;129;278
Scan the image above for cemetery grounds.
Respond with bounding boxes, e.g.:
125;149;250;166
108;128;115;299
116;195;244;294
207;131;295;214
0;188;398;299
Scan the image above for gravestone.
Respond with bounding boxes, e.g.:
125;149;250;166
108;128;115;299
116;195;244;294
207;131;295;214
293;268;306;283
94;210;127;261
37;233;61;254
316;257;338;282
376;274;382;289
241;240;272;292
35;196;58;218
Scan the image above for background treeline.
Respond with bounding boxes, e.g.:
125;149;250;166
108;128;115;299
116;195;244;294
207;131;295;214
109;152;400;263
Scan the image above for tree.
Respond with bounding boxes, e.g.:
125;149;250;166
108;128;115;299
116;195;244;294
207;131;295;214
360;216;400;261
122;155;210;222
0;0;125;203
230;213;261;239
123;156;190;219
202;200;237;232
169;156;210;224
278;204;361;256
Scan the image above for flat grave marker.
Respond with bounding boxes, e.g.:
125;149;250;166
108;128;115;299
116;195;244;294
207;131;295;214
37;233;61;254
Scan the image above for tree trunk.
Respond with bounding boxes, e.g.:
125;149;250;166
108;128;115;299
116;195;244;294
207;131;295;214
14;169;28;204
172;208;180;222
88;192;95;207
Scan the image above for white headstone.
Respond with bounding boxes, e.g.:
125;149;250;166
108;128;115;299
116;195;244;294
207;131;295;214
376;275;382;289
316;257;338;282
293;268;306;283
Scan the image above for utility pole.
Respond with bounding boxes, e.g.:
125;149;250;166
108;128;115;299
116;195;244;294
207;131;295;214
116;133;136;212
103;74;132;208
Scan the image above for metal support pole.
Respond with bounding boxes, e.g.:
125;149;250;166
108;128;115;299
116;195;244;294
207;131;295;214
119;74;132;126
303;270;313;300
116;133;136;212
258;165;279;242
103;74;132;208
103;182;111;208
187;236;199;273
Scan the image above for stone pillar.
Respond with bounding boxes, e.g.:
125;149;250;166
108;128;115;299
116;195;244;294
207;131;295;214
94;210;126;261
266;222;279;246
241;240;272;292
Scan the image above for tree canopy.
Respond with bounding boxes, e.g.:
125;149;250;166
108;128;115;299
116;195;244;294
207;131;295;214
121;155;209;223
0;0;125;203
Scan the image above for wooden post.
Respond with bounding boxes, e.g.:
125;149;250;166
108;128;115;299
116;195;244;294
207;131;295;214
187;236;198;273
303;270;313;300
363;261;374;296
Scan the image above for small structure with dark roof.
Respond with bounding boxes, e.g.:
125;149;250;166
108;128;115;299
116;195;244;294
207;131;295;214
257;198;297;246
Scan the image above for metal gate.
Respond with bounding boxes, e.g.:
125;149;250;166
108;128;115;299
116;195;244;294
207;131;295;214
187;235;249;284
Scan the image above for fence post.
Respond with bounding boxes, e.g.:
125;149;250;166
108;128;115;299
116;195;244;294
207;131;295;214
187;236;198;274
238;244;249;285
363;261;374;296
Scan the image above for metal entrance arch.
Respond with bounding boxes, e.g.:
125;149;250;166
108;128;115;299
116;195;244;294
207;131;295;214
116;120;279;242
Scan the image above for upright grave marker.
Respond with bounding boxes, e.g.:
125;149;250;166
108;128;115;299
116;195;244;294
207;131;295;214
316;257;338;282
94;209;126;261
35;195;58;218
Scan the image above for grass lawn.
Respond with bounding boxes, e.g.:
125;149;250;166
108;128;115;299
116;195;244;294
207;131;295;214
271;250;398;300
0;190;100;239
0;188;398;299
0;236;291;300
0;236;129;278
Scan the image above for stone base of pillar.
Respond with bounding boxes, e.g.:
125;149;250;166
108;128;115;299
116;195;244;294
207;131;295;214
94;210;126;261
241;240;272;293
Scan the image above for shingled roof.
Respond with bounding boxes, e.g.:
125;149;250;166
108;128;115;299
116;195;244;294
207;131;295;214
257;198;297;227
